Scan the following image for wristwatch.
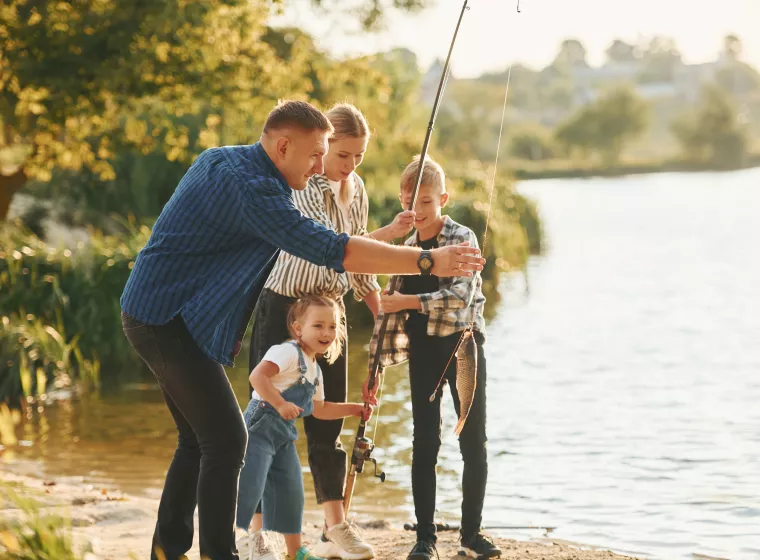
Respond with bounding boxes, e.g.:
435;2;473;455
417;249;434;275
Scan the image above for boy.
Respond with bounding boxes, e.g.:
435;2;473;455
365;156;502;559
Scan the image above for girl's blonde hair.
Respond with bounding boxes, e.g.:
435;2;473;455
287;295;345;364
325;103;370;208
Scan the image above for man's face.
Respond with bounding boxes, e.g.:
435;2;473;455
277;128;329;190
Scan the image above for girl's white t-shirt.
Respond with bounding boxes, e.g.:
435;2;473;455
252;342;325;402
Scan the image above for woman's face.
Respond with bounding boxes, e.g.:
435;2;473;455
323;135;368;182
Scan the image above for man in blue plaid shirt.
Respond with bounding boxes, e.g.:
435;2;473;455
120;101;484;560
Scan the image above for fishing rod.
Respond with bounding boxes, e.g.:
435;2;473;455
403;522;555;534
342;0;472;519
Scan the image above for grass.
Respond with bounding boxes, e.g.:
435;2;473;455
0;485;91;560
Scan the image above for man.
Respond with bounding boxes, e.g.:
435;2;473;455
120;100;484;560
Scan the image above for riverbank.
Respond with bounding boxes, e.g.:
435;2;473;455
0;472;642;560
510;153;760;180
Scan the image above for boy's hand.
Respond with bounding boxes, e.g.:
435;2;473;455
431;243;484;277
389;210;415;238
276;402;303;420
381;292;419;313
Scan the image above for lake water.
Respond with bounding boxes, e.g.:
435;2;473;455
3;168;760;559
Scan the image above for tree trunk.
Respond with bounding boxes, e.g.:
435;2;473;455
0;167;28;221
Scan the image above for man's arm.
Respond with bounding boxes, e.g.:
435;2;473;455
343;236;483;278
242;178;484;277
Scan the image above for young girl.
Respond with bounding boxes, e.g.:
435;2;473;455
237;295;375;560
248;103;414;559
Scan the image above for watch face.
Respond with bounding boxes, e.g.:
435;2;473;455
420;257;433;270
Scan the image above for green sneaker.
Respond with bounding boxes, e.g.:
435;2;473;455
287;546;326;560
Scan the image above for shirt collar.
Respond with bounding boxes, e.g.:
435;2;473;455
252;142;291;194
407;215;454;246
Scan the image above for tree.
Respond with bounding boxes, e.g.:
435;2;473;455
553;39;589;69
605;39;639;64
0;0;304;220
637;36;683;83
509;124;556;161
555;86;649;165
291;0;430;30
671;84;748;167
0;0;433;221
723;33;743;61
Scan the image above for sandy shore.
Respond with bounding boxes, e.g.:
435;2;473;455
1;472;643;559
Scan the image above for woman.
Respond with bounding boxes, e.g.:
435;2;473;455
245;103;414;560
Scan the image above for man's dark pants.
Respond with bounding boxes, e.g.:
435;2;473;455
122;312;247;560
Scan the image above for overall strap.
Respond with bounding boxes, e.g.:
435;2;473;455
287;341;309;379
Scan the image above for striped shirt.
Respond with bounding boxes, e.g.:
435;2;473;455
120;143;349;366
264;173;380;302
368;215;486;372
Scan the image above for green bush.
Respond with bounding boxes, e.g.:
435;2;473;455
0;314;99;405
0;220;150;395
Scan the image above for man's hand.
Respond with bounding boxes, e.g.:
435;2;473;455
430;242;484;277
276;402;303;420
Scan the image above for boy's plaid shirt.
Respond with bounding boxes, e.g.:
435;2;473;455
368;215;486;373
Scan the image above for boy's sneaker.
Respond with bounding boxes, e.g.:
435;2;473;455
459;532;502;558
249;530;280;560
310;521;375;559
287;546;326;560
407;539;438;559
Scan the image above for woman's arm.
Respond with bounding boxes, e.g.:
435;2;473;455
368;210;416;243
363;290;381;319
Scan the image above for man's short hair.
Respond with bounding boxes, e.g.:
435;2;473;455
400;155;446;195
263;100;334;135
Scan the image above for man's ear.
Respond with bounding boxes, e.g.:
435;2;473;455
440;192;450;208
275;135;290;158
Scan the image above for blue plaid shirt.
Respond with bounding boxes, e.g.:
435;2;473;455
120;143;349;366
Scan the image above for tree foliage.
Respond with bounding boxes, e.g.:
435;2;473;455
555;86;649;164
671;84;748;167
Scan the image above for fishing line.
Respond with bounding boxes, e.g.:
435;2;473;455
427;7;519;406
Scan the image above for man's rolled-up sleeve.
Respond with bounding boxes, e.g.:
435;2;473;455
242;177;349;273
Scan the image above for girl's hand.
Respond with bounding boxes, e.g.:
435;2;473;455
276;402;303;420
381;292;414;313
356;403;375;421
389;210;415;238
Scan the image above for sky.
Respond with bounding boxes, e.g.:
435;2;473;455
270;0;760;78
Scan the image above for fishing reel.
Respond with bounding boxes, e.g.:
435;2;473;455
353;436;386;482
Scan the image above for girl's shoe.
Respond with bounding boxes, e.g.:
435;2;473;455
287;546;326;560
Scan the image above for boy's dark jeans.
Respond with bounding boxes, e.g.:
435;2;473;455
249;289;348;506
121;312;247;560
407;322;488;544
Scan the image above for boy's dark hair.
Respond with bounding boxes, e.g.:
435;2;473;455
263;100;334;135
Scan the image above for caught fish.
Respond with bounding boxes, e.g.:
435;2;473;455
453;329;477;436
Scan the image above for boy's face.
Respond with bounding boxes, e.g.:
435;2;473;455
399;183;449;234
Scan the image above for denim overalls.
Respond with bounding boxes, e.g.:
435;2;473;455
236;342;318;534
